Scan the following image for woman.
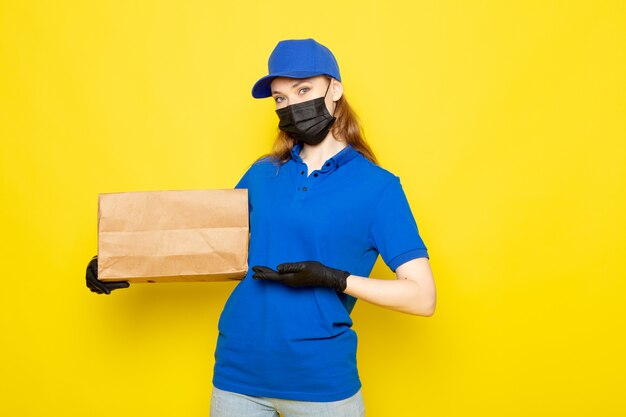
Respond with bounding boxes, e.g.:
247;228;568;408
86;38;436;417
211;38;436;417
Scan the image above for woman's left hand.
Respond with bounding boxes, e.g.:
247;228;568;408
251;261;350;292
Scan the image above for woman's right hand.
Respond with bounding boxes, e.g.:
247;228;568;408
86;255;130;294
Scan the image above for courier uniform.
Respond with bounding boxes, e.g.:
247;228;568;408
212;142;429;402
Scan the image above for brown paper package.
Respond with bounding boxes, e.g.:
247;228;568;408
97;189;249;283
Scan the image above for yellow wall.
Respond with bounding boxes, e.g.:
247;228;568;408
1;1;624;416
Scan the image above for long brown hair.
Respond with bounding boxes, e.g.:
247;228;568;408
252;76;379;168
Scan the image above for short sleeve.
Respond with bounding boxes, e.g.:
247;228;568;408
234;165;253;229
234;165;252;189
368;176;429;272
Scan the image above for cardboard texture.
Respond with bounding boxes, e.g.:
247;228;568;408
97;189;249;283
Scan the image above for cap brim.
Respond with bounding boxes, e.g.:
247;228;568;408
251;71;329;99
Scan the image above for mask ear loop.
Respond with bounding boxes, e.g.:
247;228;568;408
325;77;337;117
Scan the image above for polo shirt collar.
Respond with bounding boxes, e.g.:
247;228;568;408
290;142;359;169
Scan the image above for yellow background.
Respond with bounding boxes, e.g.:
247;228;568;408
1;1;624;416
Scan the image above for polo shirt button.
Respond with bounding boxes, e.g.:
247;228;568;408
325;163;330;166
314;173;318;177
302;186;307;191
300;171;304;174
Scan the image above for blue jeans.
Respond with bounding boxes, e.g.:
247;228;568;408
210;385;366;417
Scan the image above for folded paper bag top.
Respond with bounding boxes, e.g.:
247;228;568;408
97;189;249;283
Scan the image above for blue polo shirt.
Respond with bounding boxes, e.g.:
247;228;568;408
212;142;429;402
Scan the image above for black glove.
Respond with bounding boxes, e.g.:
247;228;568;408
251;261;350;292
86;255;130;295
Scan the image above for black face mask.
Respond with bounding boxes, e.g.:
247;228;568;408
275;79;336;146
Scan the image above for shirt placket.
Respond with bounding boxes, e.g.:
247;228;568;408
291;159;336;209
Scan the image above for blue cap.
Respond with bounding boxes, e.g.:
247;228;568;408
251;38;342;99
